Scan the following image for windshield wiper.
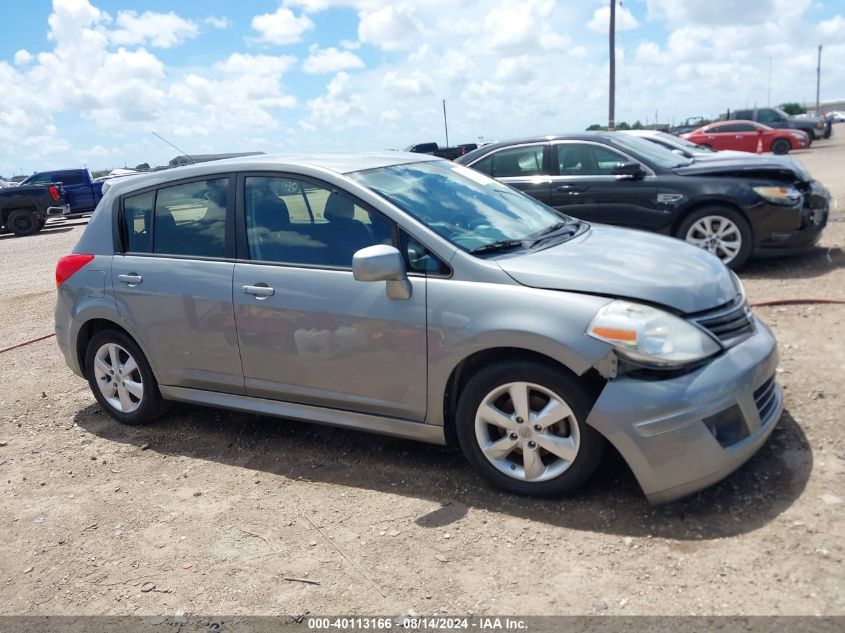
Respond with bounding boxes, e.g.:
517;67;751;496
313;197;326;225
527;220;582;245
470;239;527;255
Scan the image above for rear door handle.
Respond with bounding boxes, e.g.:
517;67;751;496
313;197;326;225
117;273;143;285
242;284;275;298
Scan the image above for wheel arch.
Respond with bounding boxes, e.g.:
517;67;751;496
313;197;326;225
441;347;606;447
671;198;753;241
75;318;151;378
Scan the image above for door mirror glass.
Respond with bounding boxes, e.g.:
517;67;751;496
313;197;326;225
352;245;411;300
611;161;645;178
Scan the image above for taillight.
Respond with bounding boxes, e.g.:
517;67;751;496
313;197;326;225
55;254;95;287
48;185;60;201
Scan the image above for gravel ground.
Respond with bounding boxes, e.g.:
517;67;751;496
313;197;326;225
1;134;843;617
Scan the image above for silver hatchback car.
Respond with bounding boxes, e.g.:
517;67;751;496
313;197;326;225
55;153;783;503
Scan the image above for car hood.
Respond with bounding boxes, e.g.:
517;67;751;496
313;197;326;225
497;224;739;314
691;149;758;161
674;155;810;182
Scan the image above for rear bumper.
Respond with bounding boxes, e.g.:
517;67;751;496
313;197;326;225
586;317;781;504
47;204;71;216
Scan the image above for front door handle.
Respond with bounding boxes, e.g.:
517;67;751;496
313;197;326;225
117;273;143;285
556;184;584;192
242;284;275;298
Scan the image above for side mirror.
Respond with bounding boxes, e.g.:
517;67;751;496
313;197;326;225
352;245;412;300
611;161;645;178
671;149;687;157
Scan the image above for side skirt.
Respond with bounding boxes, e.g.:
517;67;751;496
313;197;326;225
159;385;447;446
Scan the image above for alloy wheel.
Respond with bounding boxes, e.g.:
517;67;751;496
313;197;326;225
93;343;144;413
684;215;742;264
474;381;581;482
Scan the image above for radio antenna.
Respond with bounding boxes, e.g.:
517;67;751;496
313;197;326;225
151;131;196;164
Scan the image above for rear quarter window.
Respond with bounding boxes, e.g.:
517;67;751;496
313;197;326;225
121;191;154;253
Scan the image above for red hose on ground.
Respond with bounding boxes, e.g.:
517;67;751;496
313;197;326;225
0;333;56;354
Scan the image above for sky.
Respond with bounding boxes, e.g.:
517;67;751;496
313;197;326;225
1;0;844;174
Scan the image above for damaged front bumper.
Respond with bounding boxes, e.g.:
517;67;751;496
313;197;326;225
586;316;782;504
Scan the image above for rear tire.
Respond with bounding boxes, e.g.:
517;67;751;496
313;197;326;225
84;329;167;426
455;361;605;497
771;138;791;155
8;210;40;236
676;206;753;270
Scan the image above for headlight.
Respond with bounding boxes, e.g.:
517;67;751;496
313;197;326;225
753;185;802;206
588;300;720;367
790;131;804;139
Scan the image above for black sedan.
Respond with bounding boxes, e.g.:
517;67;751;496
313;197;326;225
455;133;830;269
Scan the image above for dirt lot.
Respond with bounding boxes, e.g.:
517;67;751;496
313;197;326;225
1;135;844;618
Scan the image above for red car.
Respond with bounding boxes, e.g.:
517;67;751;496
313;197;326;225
682;120;809;155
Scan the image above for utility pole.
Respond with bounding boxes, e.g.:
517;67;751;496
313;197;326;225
815;45;822;115
608;0;616;131
442;99;450;147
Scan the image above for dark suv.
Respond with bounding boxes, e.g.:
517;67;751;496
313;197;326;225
455;132;830;269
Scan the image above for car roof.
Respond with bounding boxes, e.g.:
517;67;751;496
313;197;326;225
619;129;660;137
459;132;622;155
104;151;440;197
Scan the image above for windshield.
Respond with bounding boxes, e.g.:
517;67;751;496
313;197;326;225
608;133;693;168
349;160;576;252
655;131;715;153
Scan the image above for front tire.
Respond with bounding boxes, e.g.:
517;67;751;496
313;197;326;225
84;330;167;425
771;138;791;155
676;206;753;270
455;362;605;497
8;210;40;236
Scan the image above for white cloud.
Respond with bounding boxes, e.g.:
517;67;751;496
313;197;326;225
205;16;230;29
251;7;314;45
380;109;401;123
13;50;33;65
302;44;365;74
646;0;811;27
483;0;570;51
110;10;200;48
284;0;333;12
587;5;639;33
359;5;423;51
817;15;845;39
383;70;433;97
305;72;365;129
635;41;662;64
495;55;534;83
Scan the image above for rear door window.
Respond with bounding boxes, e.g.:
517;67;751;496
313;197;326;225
153;178;229;257
486;145;546;178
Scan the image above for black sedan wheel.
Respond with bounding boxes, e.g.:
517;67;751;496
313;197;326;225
771;139;791;155
676;206;753;270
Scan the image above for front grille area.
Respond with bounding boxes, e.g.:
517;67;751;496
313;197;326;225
754;375;779;424
690;296;755;346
